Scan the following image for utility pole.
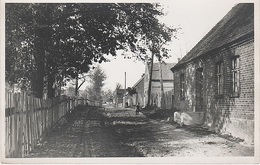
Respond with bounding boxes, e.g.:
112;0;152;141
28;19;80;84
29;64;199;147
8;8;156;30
75;72;78;96
124;72;126;107
125;72;126;92
147;52;154;107
159;57;165;109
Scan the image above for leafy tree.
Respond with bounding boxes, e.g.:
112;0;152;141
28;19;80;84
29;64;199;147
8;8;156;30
5;3;177;98
101;89;114;103
84;66;106;102
115;83;122;90
114;83;123;97
64;85;76;97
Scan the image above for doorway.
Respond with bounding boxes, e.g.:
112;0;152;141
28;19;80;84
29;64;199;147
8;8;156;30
195;68;203;112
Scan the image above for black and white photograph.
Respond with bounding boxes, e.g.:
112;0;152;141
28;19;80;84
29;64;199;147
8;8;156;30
1;0;259;163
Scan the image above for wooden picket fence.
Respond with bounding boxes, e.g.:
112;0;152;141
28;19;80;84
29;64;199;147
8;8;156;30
148;89;174;109
5;92;88;158
165;89;174;110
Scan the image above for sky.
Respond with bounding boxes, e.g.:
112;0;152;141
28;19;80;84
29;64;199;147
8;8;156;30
80;0;252;91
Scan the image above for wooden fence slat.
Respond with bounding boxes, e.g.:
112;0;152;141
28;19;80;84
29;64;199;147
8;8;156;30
32;97;36;149
25;94;29;155
22;93;26;156
10;94;14;157
5;115;9;156
41;99;44;137
36;109;39;141
5;92;8;156
17;93;23;157
29;96;32;153
5;92;88;158
8;93;11;156
15;93;19;157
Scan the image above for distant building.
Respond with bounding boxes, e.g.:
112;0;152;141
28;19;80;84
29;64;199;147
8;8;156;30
171;4;254;143
132;75;145;106
144;62;176;107
125;74;145;107
114;88;124;108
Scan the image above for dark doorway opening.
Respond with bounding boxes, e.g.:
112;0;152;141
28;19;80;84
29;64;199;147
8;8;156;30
195;68;203;112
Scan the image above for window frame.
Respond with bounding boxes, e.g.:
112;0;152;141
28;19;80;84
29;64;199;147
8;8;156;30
230;55;240;97
216;61;224;96
180;74;185;100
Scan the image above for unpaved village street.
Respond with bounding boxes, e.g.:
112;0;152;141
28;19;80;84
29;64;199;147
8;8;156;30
26;106;254;157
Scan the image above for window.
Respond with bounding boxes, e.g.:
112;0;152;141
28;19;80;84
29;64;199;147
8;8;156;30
216;61;223;95
231;56;240;96
180;74;185;99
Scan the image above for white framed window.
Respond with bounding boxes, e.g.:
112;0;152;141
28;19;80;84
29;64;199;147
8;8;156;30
231;56;240;95
216;61;223;95
180;74;185;99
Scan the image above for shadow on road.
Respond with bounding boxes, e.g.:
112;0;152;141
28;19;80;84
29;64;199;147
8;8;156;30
26;105;254;158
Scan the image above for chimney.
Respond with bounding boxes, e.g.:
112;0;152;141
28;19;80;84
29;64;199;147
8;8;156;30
177;58;181;62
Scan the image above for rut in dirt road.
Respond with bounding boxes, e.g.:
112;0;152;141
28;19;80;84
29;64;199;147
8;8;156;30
26;106;143;157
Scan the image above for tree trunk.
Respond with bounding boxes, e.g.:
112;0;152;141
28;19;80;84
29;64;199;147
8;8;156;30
32;27;48;98
147;52;154;107
47;72;55;98
75;71;79;96
159;58;165;109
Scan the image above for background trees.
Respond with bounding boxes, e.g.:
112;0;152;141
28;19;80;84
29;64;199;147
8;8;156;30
101;89;114;103
83;66;106;103
115;83;123;91
6;3;177;98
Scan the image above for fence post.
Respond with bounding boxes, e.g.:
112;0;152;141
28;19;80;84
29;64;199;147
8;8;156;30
13;93;18;157
17;93;23;157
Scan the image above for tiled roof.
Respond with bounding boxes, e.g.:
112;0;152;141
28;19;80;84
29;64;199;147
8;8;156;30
116;89;124;94
132;75;144;88
172;3;254;70
148;62;176;80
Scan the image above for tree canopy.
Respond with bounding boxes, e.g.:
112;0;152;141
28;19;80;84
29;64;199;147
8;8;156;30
5;3;177;98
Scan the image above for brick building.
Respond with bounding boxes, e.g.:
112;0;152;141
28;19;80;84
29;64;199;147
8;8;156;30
170;4;254;143
144;62;175;107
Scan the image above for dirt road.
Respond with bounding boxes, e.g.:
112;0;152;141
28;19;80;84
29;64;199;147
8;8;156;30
26;106;254;157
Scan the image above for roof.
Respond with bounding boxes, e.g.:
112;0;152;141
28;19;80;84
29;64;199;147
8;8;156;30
132;75;144;88
116;89;124;95
148;62;176;80
172;3;254;70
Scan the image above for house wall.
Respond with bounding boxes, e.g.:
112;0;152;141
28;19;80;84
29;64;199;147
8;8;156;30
173;39;254;143
151;81;174;94
143;64;174;107
150;81;173;107
114;89;124;108
173;62;199;112
205;40;254;143
132;77;145;106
